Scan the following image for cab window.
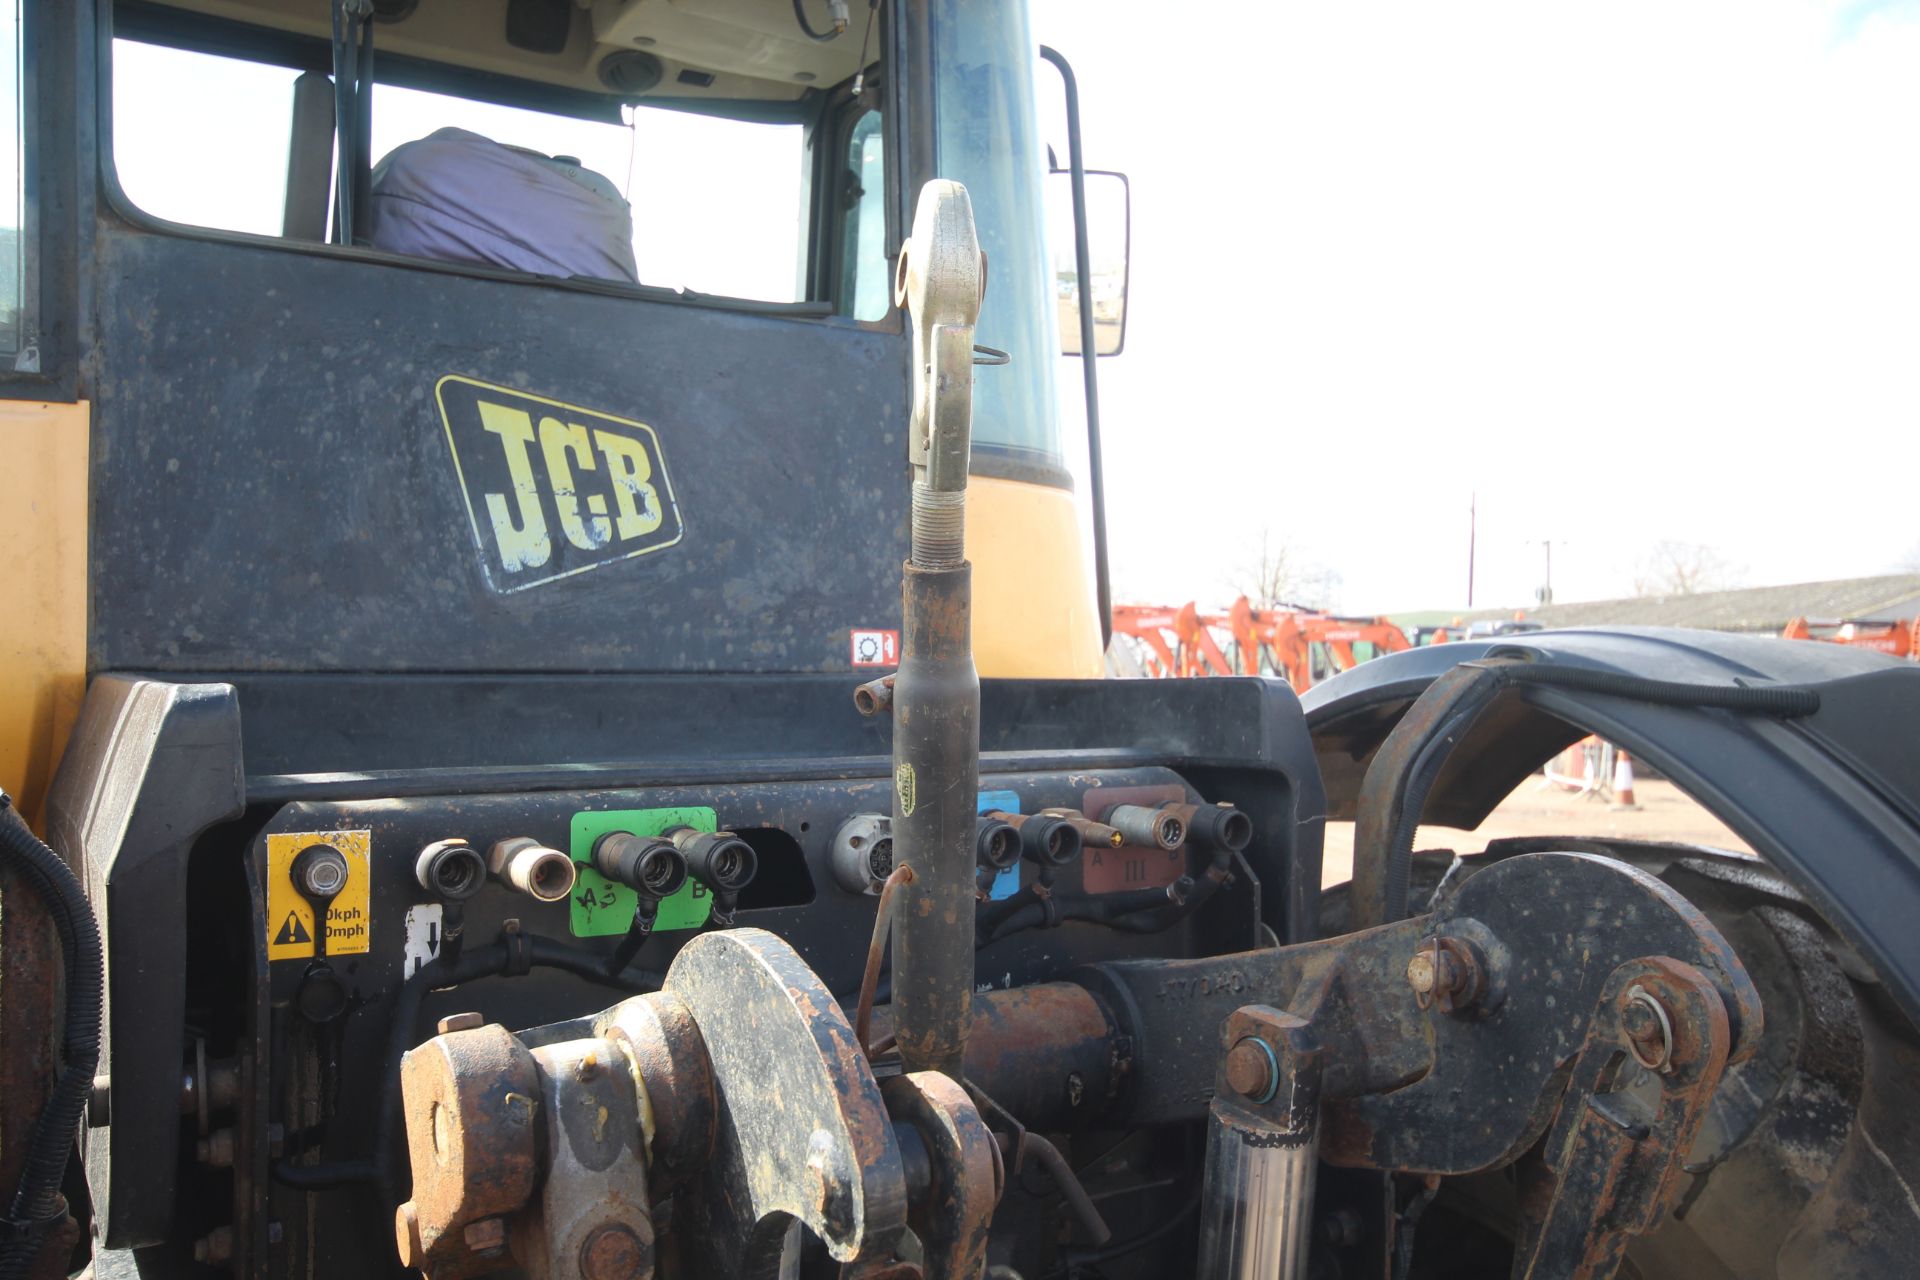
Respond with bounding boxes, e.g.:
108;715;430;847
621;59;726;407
1;0;26;357
107;15;869;311
839;110;889;321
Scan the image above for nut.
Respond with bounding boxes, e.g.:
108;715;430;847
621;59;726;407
195;1128;236;1167
462;1217;507;1257
193;1227;235;1266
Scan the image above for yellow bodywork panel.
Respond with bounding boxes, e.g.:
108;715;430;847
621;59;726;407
968;474;1105;679
0;401;89;829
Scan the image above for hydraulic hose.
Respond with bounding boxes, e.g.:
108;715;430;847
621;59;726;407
1351;658;1823;929
0;795;103;1280
791;0;845;41
976;877;1198;947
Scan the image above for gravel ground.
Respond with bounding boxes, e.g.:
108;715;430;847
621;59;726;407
1320;777;1752;887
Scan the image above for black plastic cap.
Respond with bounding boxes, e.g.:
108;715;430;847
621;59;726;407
1019;813;1083;867
685;831;758;893
975;816;1020;870
415;841;486;901
593;832;690;900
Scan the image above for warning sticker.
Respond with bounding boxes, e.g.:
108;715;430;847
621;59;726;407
402;903;446;977
569;807;717;938
266;830;372;961
851;630;899;667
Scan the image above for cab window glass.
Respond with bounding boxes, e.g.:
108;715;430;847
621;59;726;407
110;38;808;303
112;41;296;236
839;110;889;320
2;0;28;355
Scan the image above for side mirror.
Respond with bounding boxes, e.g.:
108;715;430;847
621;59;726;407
1048;169;1130;357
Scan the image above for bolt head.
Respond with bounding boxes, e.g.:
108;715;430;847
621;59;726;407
580;1225;649;1280
1622;987;1675;1071
1621;1001;1659;1041
437;1011;485;1035
1224;1037;1275;1100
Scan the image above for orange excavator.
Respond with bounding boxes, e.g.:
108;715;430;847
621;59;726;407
1783;615;1920;659
1110;596;1411;691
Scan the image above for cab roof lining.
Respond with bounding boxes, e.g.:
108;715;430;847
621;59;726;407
115;0;862;112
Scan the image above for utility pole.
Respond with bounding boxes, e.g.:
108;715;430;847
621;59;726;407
1467;492;1476;608
1528;537;1560;606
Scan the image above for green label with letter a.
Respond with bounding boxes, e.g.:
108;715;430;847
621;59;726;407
568;806;716;936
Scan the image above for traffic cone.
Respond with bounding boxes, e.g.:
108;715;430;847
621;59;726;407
1610;749;1642;811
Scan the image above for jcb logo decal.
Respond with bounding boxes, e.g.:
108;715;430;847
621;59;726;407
436;376;684;592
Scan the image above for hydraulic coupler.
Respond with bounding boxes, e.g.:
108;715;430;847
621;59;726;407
890;180;985;1078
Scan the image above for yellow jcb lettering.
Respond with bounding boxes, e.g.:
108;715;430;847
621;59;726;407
593;429;663;540
539;417;612;552
476;401;552;572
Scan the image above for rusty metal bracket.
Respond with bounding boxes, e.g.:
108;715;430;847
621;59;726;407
882;1072;997;1280
1514;956;1733;1280
663;927;908;1277
517;1037;654;1280
395;1023;541;1280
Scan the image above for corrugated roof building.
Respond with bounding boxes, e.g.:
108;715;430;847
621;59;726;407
1436;573;1920;635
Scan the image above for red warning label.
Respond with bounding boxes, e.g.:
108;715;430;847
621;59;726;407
851;629;900;667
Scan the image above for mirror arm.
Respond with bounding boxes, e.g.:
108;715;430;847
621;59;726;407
1039;44;1112;650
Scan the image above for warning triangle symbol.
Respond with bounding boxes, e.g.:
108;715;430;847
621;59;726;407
274;912;312;946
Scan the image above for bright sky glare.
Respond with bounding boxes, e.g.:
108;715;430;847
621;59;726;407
1035;0;1920;613
101;5;1920;615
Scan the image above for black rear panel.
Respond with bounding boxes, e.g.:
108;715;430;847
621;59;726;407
86;229;909;673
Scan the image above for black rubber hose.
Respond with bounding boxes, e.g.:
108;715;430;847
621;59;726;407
601;904;658;977
1053;1186;1201;1276
791;0;840;41
1352;658;1822;929
1489;662;1821;716
977;873;1217;948
0;796;103;1280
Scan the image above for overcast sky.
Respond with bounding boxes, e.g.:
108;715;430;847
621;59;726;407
1033;0;1920;614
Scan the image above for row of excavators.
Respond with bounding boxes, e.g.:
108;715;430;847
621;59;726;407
1784;614;1920;659
1108;598;1412;690
1114;603;1920;691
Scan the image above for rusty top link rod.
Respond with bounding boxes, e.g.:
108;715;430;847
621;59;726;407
889;180;985;1079
895;178;983;570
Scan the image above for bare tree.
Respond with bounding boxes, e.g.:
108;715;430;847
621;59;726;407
1236;530;1341;611
1632;540;1740;598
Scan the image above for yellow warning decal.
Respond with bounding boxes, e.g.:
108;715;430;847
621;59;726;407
266;830;372;961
